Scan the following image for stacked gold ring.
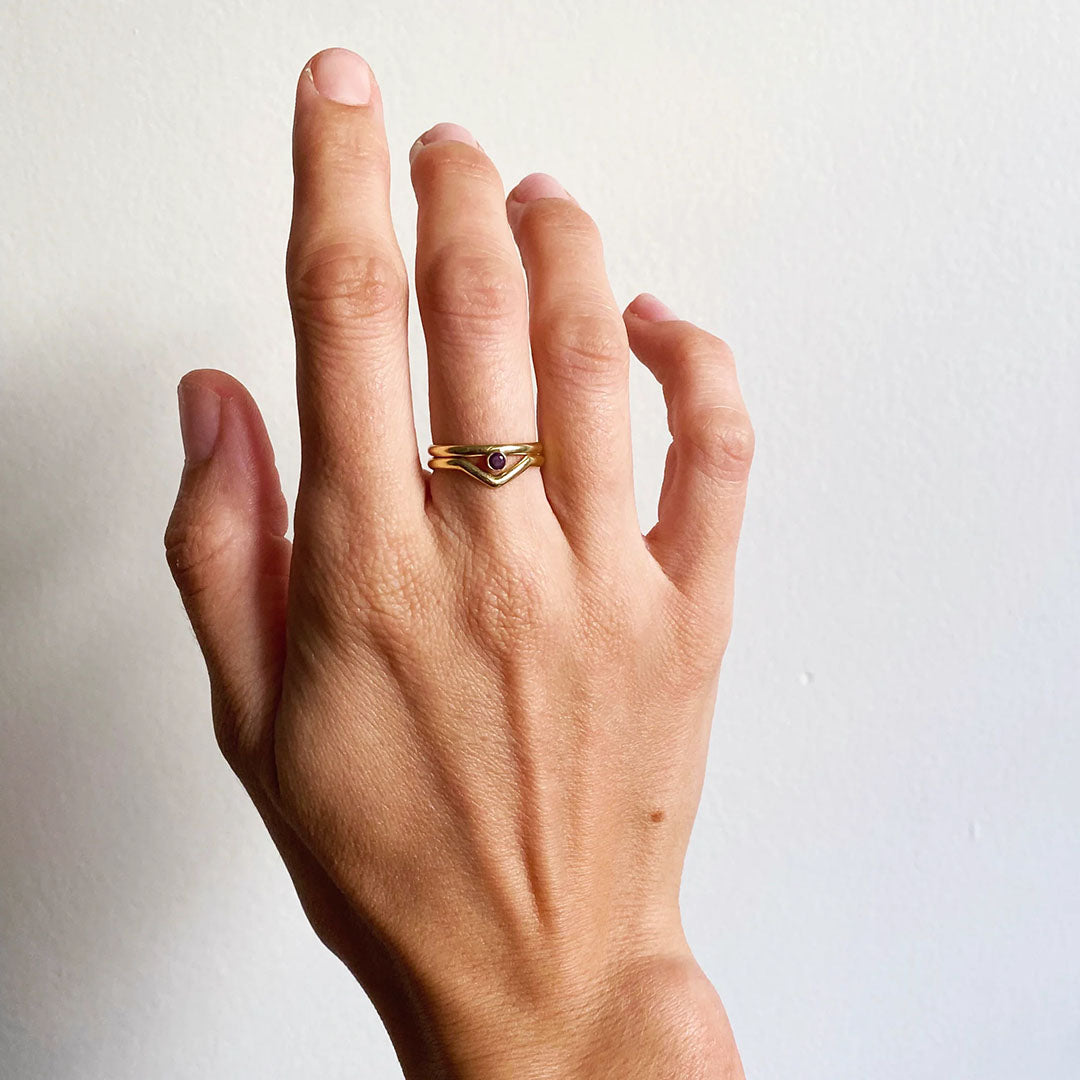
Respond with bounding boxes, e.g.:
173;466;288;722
428;443;544;488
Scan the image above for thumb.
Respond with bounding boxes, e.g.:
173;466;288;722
165;370;291;792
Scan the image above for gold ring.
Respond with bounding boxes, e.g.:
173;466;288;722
427;443;544;487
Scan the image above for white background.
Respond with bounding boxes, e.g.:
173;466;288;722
2;2;1078;1077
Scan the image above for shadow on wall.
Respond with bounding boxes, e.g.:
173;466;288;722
0;318;249;1071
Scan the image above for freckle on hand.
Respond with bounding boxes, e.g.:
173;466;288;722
649;810;665;824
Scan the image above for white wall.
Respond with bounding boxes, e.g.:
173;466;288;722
2;2;1078;1077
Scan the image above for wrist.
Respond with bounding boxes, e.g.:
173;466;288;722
559;953;744;1080
373;944;743;1080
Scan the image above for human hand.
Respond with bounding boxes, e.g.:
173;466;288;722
165;47;752;1080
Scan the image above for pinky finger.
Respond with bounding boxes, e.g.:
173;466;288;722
623;294;754;598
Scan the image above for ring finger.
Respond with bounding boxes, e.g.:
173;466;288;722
409;124;540;513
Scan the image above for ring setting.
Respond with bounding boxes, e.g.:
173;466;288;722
428;443;543;487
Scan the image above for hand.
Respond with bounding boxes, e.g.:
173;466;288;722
165;47;752;1080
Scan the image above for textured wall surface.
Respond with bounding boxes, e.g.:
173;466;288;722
2;2;1078;1078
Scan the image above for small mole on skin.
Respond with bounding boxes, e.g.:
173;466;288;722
649;810;665;824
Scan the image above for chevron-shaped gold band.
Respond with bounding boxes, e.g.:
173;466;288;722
427;443;544;488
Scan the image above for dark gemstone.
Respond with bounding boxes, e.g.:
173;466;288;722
486;450;508;472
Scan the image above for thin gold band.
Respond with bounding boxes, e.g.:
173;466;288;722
427;443;544;488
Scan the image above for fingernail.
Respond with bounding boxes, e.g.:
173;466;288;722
509;172;569;203
628;293;679;322
178;382;222;465
306;48;372;106
506;172;570;228
409;122;478;164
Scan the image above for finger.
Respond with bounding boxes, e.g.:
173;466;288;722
409;124;538;507
164;370;291;793
623;294;754;594
287;49;422;522
506;173;637;548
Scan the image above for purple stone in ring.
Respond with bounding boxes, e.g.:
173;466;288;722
486;450;508;472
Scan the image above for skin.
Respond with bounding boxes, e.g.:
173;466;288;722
165;47;753;1080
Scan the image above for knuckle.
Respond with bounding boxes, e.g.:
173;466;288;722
461;552;551;654
355;553;432;637
668;592;733;678
353;581;428;653
685;406;755;481
519;197;600;244
412;142;498;187
584;584;647;655
337;142;390;184
163;515;236;600
300;526;435;646
301;119;391;181
210;699;266;779
542;307;628;383
556;554;659;660
420;247;524;328
675;327;736;370
289;246;408;334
